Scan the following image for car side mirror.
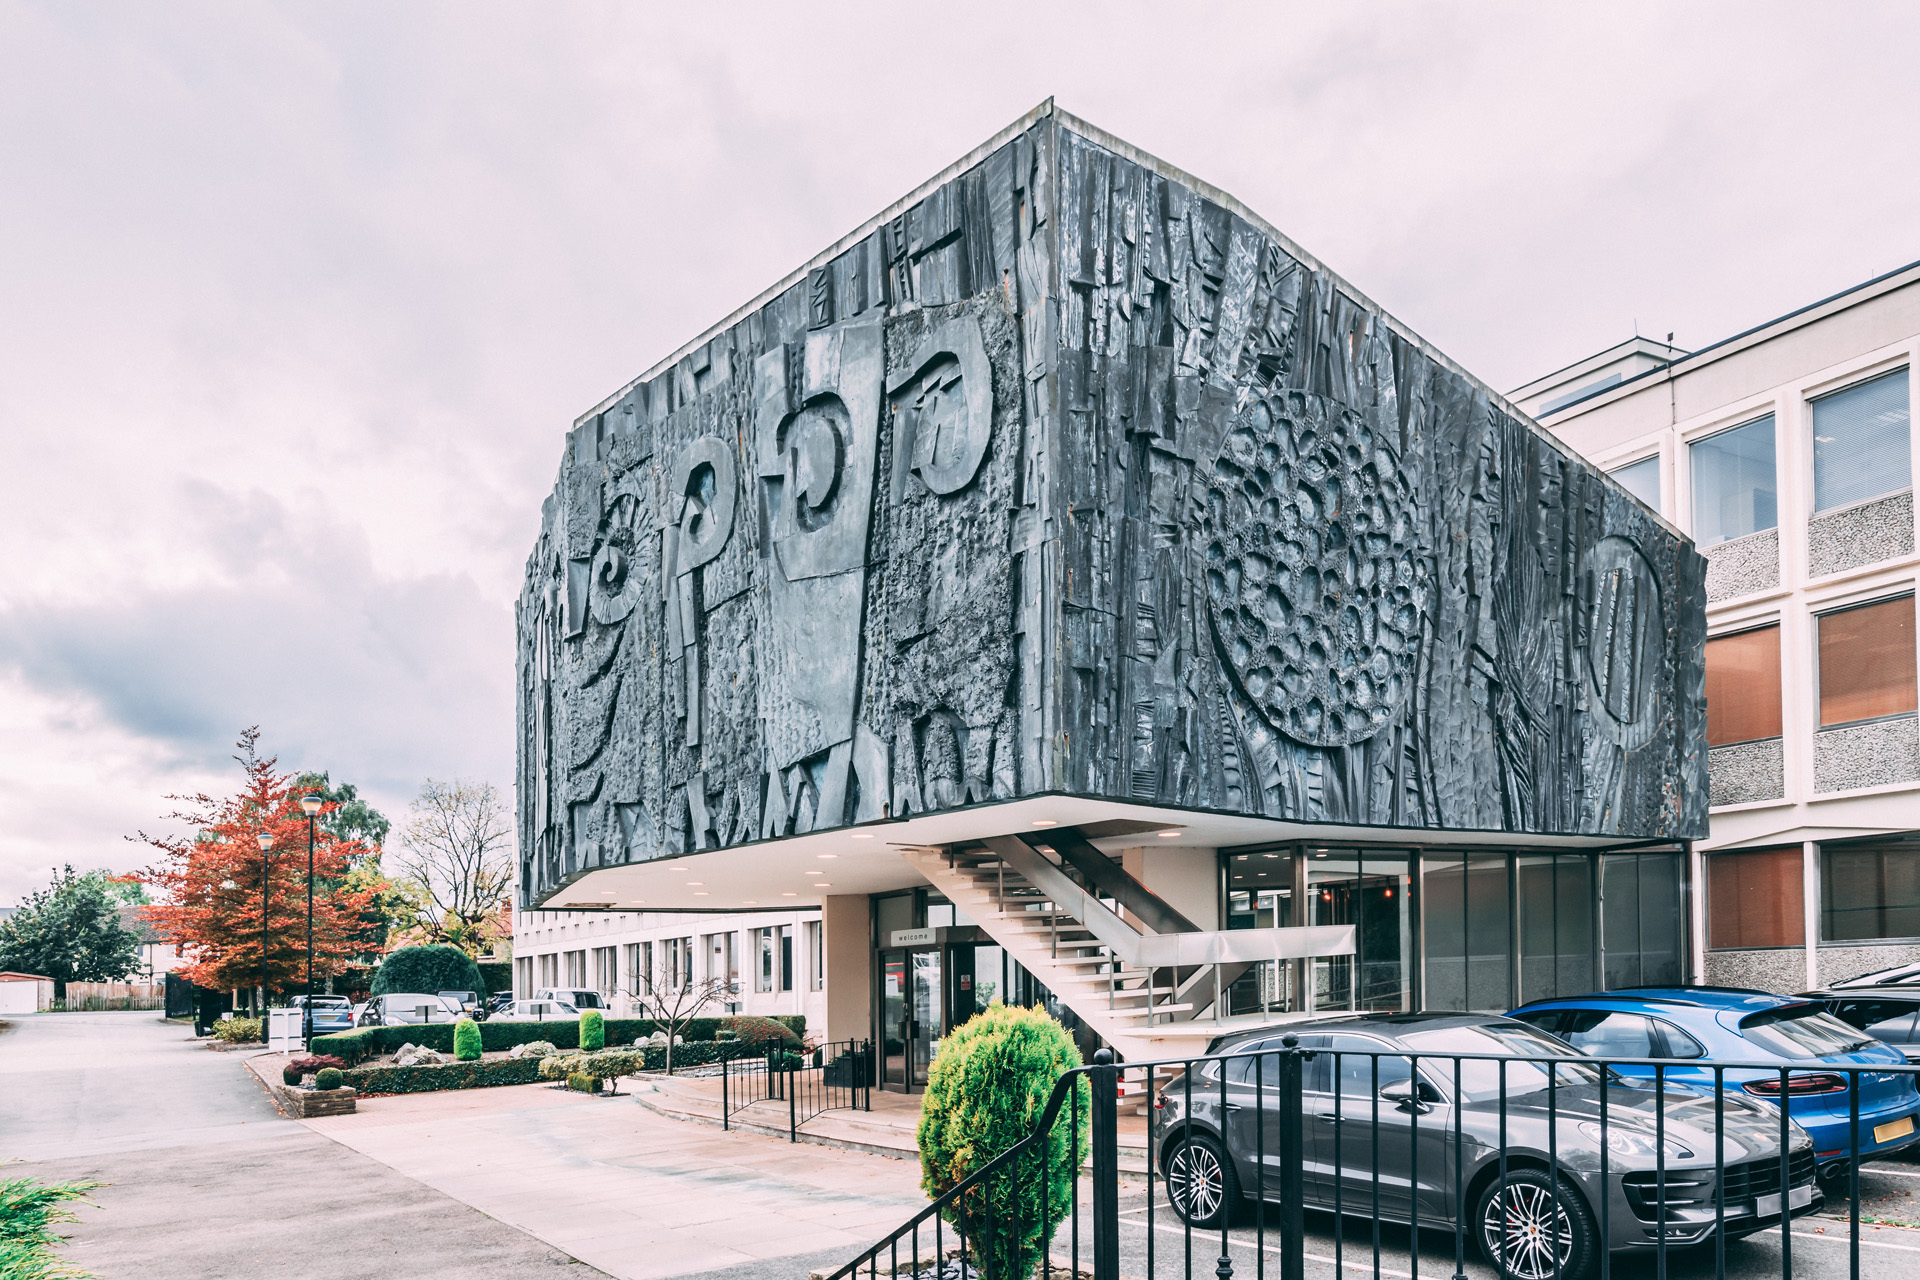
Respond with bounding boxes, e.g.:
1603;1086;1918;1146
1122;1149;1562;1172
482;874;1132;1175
1379;1080;1442;1113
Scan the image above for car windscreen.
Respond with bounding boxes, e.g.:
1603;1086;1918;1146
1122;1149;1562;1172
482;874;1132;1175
1739;1005;1878;1058
1398;1022;1605;1101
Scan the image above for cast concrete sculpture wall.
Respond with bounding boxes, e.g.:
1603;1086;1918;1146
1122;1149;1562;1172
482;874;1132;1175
516;106;1708;908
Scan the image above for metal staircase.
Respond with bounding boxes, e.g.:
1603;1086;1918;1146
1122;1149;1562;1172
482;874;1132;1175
903;834;1354;1071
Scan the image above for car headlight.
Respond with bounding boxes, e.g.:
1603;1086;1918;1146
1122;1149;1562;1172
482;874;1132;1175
1579;1122;1693;1159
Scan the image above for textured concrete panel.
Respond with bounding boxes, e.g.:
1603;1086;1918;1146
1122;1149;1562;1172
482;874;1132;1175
1820;942;1920;985
1704;947;1807;993
1708;738;1785;806
1703;528;1779;602
1808;489;1914;578
515;110;1711;908
1814;717;1920;793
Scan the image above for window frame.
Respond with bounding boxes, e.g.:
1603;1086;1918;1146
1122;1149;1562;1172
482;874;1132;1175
1703;622;1785;747
1688;413;1779;547
1814;593;1919;730
1809;366;1913;515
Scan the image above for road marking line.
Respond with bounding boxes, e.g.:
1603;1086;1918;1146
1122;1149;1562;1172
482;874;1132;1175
1759;1228;1920;1253
1861;1165;1920;1180
1114;1216;1420;1277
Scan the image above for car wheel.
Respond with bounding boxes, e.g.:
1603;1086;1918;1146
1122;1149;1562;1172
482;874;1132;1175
1476;1168;1596;1280
1165;1132;1240;1230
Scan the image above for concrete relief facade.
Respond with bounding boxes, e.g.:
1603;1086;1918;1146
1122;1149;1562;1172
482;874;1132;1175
515;110;1709;908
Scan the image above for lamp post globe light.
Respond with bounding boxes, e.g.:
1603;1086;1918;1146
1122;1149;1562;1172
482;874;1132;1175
301;791;323;1046
256;830;274;1018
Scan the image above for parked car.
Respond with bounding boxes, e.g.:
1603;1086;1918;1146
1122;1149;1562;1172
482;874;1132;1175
438;989;482;1016
482;991;515;1019
534;987;607;1011
1830;962;1920;990
287;994;355;1034
1153;1013;1816;1280
489;998;580;1023
353;993;464;1027
1509;987;1920;1183
1798;986;1920;1062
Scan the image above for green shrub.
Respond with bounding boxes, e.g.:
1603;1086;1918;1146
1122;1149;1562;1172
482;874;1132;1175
579;1010;605;1051
566;1071;601;1093
314;1067;344;1090
917;1005;1087;1280
729;1015;802;1054
453;1018;482;1061
282;1064;303;1086
0;1176;101;1280
370;945;484;998
213;1017;262;1044
476;960;512;994
345;1057;544;1095
715;1029;737;1041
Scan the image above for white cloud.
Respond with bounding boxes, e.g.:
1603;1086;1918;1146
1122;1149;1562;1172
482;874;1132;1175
1;0;1915;901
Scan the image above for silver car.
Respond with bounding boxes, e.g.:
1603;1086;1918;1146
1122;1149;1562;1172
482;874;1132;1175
1152;1013;1818;1280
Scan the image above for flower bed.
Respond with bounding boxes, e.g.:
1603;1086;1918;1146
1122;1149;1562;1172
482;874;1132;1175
345;1056;546;1095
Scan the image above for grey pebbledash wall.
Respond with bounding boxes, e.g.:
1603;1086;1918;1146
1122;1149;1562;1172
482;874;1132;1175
1808;490;1914;579
1813;717;1920;793
514;108;1711;909
1703;528;1779;603
1708;738;1785;806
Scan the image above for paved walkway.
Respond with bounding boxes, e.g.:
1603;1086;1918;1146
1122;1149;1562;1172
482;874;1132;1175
0;1011;599;1279
300;1079;930;1279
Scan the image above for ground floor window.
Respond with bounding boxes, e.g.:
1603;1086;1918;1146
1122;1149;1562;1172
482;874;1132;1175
564;950;586;988
1707;847;1803;949
592;947;617;997
1520;853;1595;1002
1424;851;1512;1012
1823;840;1920;942
805;920;824;991
625;943;649;1000
538;953;557;989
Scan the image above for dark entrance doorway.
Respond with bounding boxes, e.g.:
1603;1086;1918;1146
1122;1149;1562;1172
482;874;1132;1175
879;947;941;1090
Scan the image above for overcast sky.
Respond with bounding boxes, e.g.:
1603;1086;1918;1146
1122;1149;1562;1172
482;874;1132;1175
2;1;1915;904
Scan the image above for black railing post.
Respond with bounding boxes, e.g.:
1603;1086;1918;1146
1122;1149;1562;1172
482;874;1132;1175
1091;1048;1119;1280
1279;1034;1304;1280
789;1057;798;1141
722;1054;729;1131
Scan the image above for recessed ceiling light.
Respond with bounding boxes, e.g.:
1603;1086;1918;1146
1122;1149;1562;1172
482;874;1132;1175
631;899;646;904
815;883;831;888
850;832;874;839
1157;830;1180;838
686;881;704;885
781;892;797;897
1032;819;1057;827
817;853;838;859
1314;852;1327;858
743;900;757;905
1264;854;1278;859
694;891;710;896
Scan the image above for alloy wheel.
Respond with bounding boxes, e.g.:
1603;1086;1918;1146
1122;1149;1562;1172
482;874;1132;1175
1168;1139;1225;1223
1481;1179;1575;1280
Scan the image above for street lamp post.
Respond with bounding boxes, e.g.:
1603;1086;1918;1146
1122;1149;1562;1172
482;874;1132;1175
256;831;274;1017
301;792;323;1047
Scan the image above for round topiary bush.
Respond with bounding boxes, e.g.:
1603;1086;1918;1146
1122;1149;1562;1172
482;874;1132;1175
579;1009;605;1052
916;1004;1088;1280
314;1067;344;1091
453;1017;482;1061
728;1016;801;1054
282;1064;304;1086
369;945;484;998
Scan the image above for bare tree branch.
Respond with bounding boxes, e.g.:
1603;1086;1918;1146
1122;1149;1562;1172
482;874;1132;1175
392;779;513;953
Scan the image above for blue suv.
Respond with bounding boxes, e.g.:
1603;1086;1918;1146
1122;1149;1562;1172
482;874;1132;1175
1510;988;1920;1183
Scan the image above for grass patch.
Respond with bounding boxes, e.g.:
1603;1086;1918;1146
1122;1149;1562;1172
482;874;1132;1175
1;1176;101;1280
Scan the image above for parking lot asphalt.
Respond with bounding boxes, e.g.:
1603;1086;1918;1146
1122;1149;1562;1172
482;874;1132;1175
0;1011;602;1279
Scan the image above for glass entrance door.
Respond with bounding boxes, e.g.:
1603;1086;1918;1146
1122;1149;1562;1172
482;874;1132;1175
881;952;907;1088
909;948;942;1088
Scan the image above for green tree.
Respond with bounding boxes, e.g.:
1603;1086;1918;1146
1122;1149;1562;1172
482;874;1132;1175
0;866;142;998
87;870;150;907
292;773;392;849
370;944;482;997
916;1004;1088;1280
292;771;407;957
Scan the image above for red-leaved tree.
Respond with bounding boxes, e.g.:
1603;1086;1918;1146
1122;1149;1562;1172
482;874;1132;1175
132;728;377;1000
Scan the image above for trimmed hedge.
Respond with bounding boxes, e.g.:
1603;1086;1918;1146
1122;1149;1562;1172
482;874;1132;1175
345;1056;545;1095
312;1013;806;1065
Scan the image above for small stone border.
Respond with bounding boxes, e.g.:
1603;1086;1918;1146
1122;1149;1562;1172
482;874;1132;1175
271;1081;358;1118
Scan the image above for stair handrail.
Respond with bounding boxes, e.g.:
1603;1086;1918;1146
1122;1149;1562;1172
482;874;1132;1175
978;836;1355;969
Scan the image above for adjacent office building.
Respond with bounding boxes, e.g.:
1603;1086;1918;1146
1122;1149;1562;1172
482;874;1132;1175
1516;262;1920;993
513;103;1711;1086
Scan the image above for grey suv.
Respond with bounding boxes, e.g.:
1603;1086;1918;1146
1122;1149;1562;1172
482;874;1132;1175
1152;1013;1817;1280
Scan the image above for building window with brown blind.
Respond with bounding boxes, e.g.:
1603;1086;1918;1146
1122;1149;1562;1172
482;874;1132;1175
1818;595;1918;727
1707;848;1804;949
1705;625;1783;745
1822;840;1920;942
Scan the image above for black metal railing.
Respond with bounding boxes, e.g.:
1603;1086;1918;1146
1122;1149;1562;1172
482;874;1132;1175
828;1036;1920;1280
722;1039;873;1140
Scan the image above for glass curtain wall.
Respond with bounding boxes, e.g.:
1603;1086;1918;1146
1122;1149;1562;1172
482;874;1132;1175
1307;850;1415;1012
1518;854;1595;1002
1602;852;1687;988
1423;852;1513;1012
1226;850;1297;1015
